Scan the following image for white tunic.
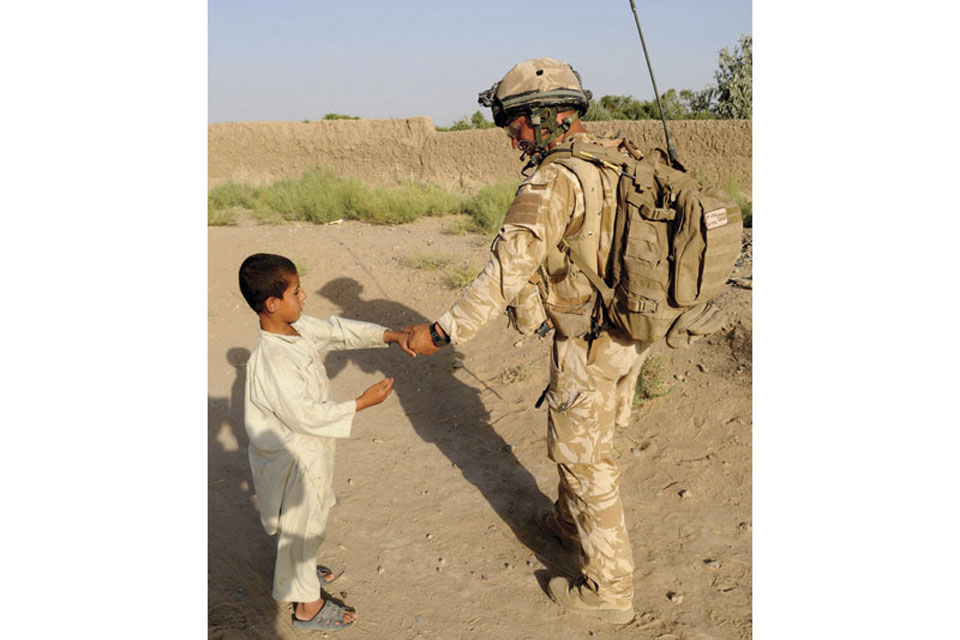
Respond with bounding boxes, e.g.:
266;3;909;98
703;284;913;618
243;314;388;535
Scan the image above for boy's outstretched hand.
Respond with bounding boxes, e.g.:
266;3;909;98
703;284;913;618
383;329;417;358
356;378;394;410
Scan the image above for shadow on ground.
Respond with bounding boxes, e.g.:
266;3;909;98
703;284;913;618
207;277;576;638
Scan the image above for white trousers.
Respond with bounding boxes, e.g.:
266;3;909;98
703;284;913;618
271;461;333;602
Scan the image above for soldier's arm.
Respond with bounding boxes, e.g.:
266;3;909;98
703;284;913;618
433;165;577;346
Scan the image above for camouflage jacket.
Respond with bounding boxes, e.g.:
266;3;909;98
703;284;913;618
436;132;621;342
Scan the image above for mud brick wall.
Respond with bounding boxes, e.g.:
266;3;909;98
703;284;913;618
209;117;751;193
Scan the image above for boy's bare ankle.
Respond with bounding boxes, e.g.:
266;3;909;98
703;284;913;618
295;596;324;620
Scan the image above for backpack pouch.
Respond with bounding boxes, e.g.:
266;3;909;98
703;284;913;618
672;187;742;307
665;301;728;349
605;166;682;342
613;167;670;311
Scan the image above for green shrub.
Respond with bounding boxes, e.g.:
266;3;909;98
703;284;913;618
445;216;474;235
207;163;747;232
207;182;263;224
208;181;261;211
207;165;521;231
720;173;753;229
444;261;482;289
250;168;463;225
256;168;361;223
720;173;743;198
207;208;237;226
457;180;518;235
634;354;676;405
403;251;455;270
740;199;753;228
372;181;462;224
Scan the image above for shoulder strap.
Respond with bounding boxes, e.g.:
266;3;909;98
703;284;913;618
541;139;630;307
542;139;634;176
543;138;651;308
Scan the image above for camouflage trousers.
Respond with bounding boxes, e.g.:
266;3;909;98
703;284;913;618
546;330;651;607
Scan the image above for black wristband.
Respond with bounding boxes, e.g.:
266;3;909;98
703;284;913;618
430;322;450;347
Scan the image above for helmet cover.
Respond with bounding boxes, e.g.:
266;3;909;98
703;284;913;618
479;57;592;127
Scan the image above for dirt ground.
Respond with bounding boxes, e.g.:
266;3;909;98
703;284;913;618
208;215;752;640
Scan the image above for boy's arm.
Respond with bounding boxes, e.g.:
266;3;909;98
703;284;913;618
356;377;394;410
258;356;356;439
260;355;396;439
303;315;414;357
306;316;390;351
383;329;416;357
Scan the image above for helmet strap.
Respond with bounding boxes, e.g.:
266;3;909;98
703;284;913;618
519;106;581;172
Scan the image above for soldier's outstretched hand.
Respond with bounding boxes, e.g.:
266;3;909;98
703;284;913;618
402;323;442;356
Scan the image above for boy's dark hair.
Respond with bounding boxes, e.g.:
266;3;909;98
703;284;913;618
238;253;298;313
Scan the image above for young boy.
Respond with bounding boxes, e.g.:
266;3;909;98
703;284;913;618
238;253;413;631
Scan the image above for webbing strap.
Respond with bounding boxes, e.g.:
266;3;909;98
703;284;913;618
645;207;676;221
557;239;614;308
541;140;628;174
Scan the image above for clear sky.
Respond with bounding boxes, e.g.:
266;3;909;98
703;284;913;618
209;0;752;126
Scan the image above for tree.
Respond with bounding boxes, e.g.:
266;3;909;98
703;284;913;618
445;116;473;131
583;34;751;121
583;90;717;121
657;89;685;119
437;110;495;131
598;94;655;120
582;100;612;121
714;34;752;119
470;110;495;129
680;88;715;119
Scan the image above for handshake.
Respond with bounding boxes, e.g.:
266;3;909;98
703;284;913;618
361;322;451;411
385;323;449;358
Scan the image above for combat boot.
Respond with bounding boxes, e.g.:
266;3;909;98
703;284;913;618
548;575;635;624
535;504;581;552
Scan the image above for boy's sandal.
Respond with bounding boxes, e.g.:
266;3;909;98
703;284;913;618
317;564;338;589
291;599;356;631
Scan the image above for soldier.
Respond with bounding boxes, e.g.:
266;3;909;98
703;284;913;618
405;58;650;624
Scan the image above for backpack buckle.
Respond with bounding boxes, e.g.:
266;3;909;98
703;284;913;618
625;297;659;313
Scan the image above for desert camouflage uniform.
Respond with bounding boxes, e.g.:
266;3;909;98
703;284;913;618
436;132;650;607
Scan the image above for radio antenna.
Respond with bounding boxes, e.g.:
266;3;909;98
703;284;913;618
627;0;683;169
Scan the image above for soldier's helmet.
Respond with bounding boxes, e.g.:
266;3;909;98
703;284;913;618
478;57;592;128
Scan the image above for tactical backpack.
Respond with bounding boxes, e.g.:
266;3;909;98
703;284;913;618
538;138;743;348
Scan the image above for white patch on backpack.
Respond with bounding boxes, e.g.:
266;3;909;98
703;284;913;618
704;207;729;230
